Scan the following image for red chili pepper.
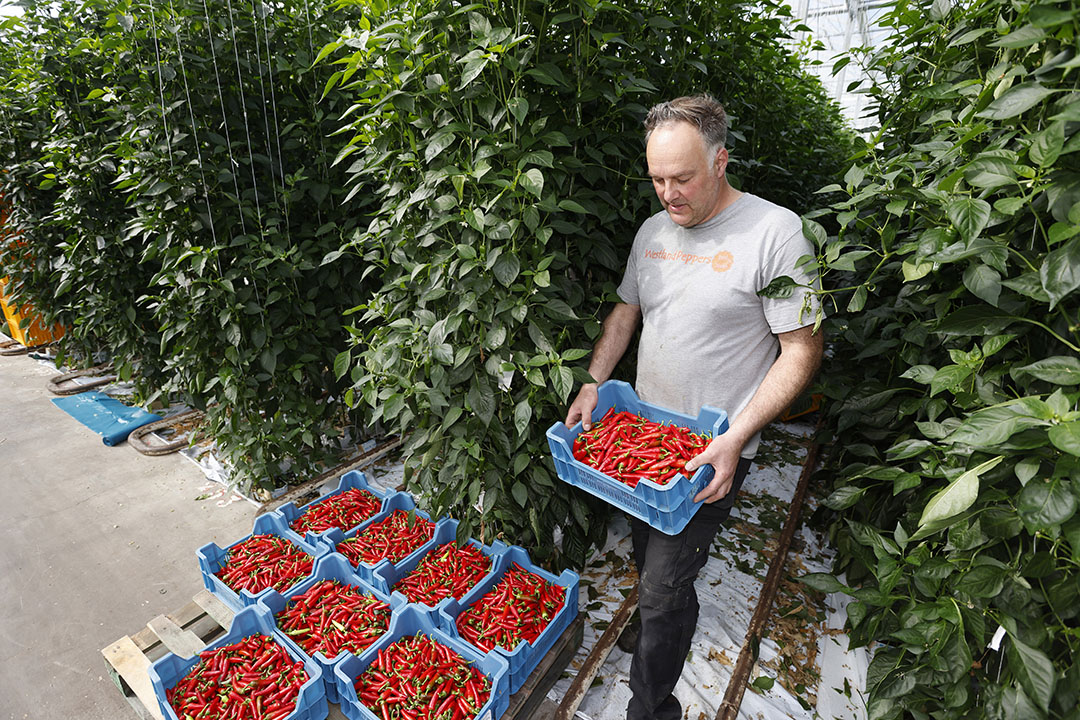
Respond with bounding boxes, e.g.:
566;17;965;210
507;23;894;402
394;543;491;606
455;564;565;653
166;634;307;720
354;634;490;720
338;510;435;567
215;535;314;596
571;413;711;488
277;579;391;659
291;488;382;534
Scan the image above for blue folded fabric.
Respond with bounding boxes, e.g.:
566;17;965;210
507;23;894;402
51;391;161;446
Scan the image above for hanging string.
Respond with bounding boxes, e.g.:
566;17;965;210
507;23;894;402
201;0;247;238
257;0;291;239
301;0;326;229
146;0;175;170
162;0;222;276
222;0;265;307
247;3;280;219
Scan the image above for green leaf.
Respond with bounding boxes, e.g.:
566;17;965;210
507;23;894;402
511;481;528;507
1029;122;1065;167
1015;457;1041;486
918;456;1004;528
976;83;1054;119
751;676;774;692
800;573;850;594
946;196;992;241
988;25;1047;49
551;365;573;403
1019;479;1078;531
1040;236;1080;310
947;404;1047;447
558;199;588;214
459;56;489;89
997;685;1044;720
468;380;496;426
824;485;867;510
953;564;1006;598
1015;356;1080;384
513;400;532;438
930;365;972;397
1006;634;1056;713
312;39;342;66
492;252;520;287
334;349;351;381
260;348;277;375
520;168;544;199
507;96;529;125
903;259;934;282
1050;423;1080;456
962;263;1001;306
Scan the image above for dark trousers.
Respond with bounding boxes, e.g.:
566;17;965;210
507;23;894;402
626;457;752;720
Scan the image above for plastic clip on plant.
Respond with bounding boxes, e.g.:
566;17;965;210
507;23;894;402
572;408;711;488
165;634;308;720
278;580;392;660
355;634;491;720
216;534;315;596
454;563;565;653
394;544;492;606
338;511;436;567
291;488;382;535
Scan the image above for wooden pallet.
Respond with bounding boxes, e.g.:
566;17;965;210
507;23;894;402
102;588;584;720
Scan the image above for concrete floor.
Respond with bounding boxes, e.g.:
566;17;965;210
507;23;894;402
0;354;255;720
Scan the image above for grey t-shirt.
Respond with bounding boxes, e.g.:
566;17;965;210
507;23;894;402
616;192;818;458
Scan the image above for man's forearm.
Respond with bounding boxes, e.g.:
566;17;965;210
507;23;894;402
586;303;641;384
724;326;823;447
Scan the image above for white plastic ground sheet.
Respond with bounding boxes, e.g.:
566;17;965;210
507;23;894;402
547;419;869;720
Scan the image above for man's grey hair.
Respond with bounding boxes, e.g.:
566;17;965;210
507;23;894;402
644;95;728;156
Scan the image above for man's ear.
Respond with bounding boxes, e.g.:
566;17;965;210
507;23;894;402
715;147;728;177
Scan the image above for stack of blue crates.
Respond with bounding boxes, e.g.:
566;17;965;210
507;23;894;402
155;469;579;720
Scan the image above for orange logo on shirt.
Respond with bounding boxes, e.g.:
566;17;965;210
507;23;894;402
711;251;734;273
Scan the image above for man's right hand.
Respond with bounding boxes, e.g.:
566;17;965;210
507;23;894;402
565;383;599;430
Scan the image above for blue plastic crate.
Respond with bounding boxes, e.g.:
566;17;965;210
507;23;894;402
148;605;329;720
332;605;509;720
373;519;506;612
272;471;393;548
197;513;328;611
259;553;404;705
439;545;579;695
545;380;729;535
320;492;448;589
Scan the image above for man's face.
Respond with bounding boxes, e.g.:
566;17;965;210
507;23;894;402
646;121;727;228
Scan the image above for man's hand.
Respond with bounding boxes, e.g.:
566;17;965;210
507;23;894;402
565;383;599;430
687;432;746;504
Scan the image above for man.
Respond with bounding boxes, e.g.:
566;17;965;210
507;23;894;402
564;94;823;720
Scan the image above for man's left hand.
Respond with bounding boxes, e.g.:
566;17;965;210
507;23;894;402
687;432;746;504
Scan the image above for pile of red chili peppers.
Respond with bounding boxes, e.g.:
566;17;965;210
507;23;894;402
571;408;711;488
215;534;314;596
290;488;382;534
354;634;490;720
166;634;308;720
338;510;436;567
278;580;391;659
455;564;565;652
394;543;491;606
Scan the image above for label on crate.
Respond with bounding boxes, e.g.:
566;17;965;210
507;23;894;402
576;472;648;514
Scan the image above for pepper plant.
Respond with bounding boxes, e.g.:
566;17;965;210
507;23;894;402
0;0;378;490
324;0;853;566
796;0;1080;716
